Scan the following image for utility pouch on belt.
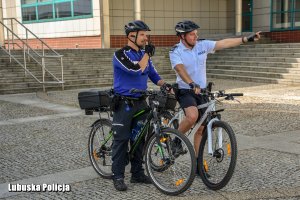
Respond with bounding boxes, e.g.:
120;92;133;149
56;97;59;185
111;94;121;112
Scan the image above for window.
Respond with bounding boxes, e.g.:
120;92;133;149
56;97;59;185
38;4;53;20
21;0;93;23
74;0;92;16
22;6;37;21
242;0;253;32
271;0;300;30
55;2;72;18
22;0;36;4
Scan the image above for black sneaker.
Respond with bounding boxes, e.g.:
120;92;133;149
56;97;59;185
130;174;152;184
171;138;187;158
113;178;127;191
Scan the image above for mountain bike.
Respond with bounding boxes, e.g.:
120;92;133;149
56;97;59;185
160;84;243;190
82;89;196;195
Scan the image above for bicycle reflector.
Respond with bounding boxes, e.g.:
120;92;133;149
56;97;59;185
160;137;168;143
175;179;184;186
93;150;99;160
227;144;231;155
204;160;209;172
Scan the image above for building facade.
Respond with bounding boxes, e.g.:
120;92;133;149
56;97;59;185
0;0;299;49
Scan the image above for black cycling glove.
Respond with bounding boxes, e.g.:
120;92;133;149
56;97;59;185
145;44;155;57
189;82;200;90
160;82;172;93
247;33;259;42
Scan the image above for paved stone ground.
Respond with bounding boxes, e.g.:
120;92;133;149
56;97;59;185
0;79;300;200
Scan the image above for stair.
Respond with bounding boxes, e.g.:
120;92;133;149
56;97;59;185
206;43;300;84
0;48;175;94
1;43;300;94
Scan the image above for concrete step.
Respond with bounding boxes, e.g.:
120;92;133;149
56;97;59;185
207;69;300;80
212;52;300;58
207;60;300;68
222;47;300;53
207;74;300;85
238;43;300;48
208;55;300;63
207;65;300;73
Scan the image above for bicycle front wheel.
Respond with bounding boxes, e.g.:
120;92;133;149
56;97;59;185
88;119;113;179
145;128;196;195
198;120;237;190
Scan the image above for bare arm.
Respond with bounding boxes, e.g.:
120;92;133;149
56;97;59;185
214;37;244;51
156;80;165;87
174;64;193;84
214;31;261;51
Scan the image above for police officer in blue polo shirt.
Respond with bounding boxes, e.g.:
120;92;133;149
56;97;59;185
169;20;261;172
111;20;170;191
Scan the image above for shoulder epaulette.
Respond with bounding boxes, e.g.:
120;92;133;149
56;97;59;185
170;44;179;52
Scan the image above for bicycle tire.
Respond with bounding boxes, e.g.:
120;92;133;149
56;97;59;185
145;127;196;195
198;120;237;190
88;119;113;179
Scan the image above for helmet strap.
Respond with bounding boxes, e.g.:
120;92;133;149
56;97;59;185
181;33;195;48
127;31;142;49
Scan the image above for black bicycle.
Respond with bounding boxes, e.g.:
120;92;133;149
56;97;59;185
79;89;196;195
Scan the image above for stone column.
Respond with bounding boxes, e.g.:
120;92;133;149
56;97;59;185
235;0;242;35
284;0;289;29
134;0;141;20
0;0;4;46
100;0;110;48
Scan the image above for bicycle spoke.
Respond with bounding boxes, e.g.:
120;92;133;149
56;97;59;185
146;129;196;195
89;119;113;179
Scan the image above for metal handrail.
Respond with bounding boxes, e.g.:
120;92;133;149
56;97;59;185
3;18;61;57
0;18;64;91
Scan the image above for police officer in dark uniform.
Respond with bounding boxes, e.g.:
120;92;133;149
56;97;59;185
111;20;169;191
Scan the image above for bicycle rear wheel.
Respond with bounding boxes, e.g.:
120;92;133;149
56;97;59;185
88;119;113;179
198;120;237;190
145;128;196;195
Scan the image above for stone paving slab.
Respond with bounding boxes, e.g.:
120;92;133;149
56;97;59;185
0;115;96;183
0;100;58;121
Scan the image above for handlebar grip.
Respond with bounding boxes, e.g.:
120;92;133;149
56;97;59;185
230;93;243;96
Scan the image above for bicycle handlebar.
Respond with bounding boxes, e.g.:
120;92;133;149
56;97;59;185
129;88;161;96
228;93;244;97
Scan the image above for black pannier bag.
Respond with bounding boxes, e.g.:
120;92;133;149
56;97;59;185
78;89;113;114
149;92;177;111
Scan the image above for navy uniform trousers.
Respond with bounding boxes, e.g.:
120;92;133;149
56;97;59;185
111;98;148;180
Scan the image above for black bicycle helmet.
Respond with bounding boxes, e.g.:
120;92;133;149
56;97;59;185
124;20;151;36
175;20;200;35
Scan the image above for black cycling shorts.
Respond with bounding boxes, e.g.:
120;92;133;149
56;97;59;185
177;89;209;113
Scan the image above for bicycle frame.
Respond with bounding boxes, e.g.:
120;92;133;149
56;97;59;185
96;102;165;160
167;98;221;155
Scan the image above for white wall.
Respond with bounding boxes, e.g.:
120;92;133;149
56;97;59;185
3;0;101;39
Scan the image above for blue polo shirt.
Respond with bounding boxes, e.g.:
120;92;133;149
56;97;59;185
113;46;161;97
169;40;216;89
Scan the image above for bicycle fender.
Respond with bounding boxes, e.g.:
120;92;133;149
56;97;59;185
207;118;220;155
90;119;102;127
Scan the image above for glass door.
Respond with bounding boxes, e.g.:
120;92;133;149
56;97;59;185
242;0;253;32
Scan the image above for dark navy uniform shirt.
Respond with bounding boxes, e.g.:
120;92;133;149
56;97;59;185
113;46;161;97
